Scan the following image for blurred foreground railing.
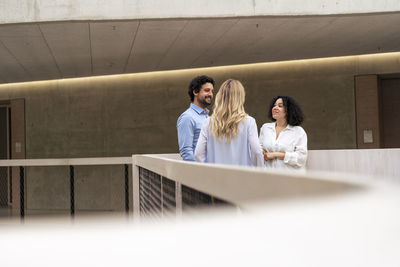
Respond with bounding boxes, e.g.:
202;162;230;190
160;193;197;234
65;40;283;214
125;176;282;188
132;148;400;218
131;154;371;217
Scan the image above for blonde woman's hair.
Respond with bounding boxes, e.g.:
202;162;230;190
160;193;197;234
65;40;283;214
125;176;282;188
211;79;247;141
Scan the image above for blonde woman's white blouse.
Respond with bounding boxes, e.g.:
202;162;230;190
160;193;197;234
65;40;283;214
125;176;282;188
259;122;307;169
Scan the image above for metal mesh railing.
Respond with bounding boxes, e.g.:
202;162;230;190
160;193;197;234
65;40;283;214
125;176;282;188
139;167;176;218
182;185;228;209
139;167;162;217
138;166;232;217
161;175;176;215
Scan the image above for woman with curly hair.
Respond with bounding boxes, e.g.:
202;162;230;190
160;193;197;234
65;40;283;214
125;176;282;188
259;96;308;170
195;79;263;166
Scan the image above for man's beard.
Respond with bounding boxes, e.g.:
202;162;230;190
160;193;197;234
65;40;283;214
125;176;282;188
199;97;212;107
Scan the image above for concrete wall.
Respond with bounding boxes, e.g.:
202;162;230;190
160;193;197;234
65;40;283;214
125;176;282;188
1;52;399;211
355;75;381;148
2;0;400;24
1;52;400;156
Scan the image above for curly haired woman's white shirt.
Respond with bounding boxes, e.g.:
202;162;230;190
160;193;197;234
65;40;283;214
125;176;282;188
259;122;308;170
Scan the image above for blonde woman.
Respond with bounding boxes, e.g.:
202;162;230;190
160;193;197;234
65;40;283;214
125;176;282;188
195;79;263;166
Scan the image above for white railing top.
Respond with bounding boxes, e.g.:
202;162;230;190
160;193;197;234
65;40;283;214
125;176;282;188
0;157;131;167
307;148;400;180
133;148;400;208
133;154;384;209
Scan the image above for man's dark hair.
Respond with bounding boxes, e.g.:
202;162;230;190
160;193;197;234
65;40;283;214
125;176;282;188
268;96;304;126
188;75;215;102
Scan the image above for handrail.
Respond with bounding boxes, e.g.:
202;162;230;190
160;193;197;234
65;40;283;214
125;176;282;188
0;157;132;167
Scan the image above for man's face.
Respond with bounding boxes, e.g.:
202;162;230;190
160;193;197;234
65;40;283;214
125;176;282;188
194;82;214;108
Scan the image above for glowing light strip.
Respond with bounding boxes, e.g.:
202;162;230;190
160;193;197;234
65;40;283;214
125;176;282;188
0;51;400;90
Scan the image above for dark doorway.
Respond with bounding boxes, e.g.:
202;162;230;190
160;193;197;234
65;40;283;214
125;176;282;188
0;104;10;207
380;76;400;148
355;74;400;149
0;99;25;212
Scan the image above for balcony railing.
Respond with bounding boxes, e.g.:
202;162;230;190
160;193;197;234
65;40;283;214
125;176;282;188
0;157;131;219
1;149;399;220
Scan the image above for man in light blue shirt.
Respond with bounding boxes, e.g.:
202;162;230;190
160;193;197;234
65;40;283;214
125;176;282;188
177;75;215;161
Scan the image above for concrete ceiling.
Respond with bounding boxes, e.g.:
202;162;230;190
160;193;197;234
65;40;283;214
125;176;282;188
0;12;400;84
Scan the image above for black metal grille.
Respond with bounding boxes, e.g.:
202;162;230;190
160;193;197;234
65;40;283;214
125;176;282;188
138;167;232;217
139;167;162;218
162;176;176;215
181;185;230;210
182;184;212;207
